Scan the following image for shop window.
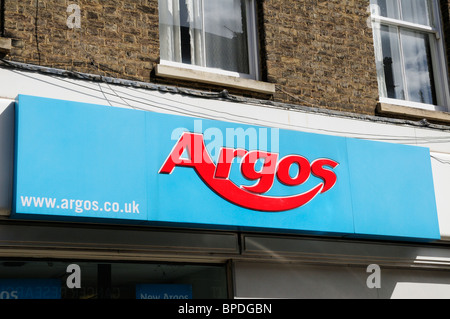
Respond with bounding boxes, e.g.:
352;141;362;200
0;260;228;299
158;0;260;80
370;0;450;112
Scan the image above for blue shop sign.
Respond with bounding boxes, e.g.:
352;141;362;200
12;95;440;241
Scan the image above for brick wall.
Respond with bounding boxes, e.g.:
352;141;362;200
4;0;159;80
2;0;447;116
263;0;379;114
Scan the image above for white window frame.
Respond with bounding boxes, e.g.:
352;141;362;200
370;0;450;112
159;0;260;81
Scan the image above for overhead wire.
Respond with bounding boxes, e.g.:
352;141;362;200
34;0;41;65
2;55;450;146
106;83;137;110
14;0;450;142
1;1;449;169
98;83;113;106
431;155;450;165
66;74;450;144
5;62;450;146
64;73;450;144
100;77;450;142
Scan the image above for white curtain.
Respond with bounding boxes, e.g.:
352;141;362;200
159;0;204;66
369;0;400;20
159;0;250;74
400;0;431;26
373;26;388;99
401;29;435;104
371;0;432;25
187;0;204;66
204;0;249;73
159;0;182;63
370;2;388;98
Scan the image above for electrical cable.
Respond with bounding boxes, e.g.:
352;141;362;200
34;0;41;65
106;83;137;110
98;83;113;106
2;59;450;145
431;155;450;165
108;84;450;144
2;3;450;166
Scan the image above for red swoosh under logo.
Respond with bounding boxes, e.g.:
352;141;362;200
189;155;325;212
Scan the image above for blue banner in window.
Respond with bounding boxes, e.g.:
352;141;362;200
0;279;61;299
136;284;193;300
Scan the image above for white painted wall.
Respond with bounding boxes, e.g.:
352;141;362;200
0;67;449;239
431;152;450;240
233;262;450;299
0;99;14;216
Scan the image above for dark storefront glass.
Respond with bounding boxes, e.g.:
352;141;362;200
0;260;228;299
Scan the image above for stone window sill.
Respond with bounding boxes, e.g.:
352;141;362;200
0;38;12;54
377;102;450;124
155;64;276;95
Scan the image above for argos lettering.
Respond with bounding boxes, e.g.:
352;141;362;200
159;132;339;212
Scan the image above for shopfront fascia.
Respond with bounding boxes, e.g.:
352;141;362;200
10;94;441;242
1;66;450;298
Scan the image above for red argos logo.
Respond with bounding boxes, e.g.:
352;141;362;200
159;132;339;212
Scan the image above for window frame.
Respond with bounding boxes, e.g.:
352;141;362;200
158;0;261;81
370;0;450;112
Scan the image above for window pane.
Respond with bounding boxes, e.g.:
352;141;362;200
167;0;203;66
401;30;437;105
159;0;252;75
400;0;431;26
380;25;406;100
204;0;250;74
159;0;182;63
370;0;400;19
370;0;432;26
179;0;192;64
112;263;228;299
